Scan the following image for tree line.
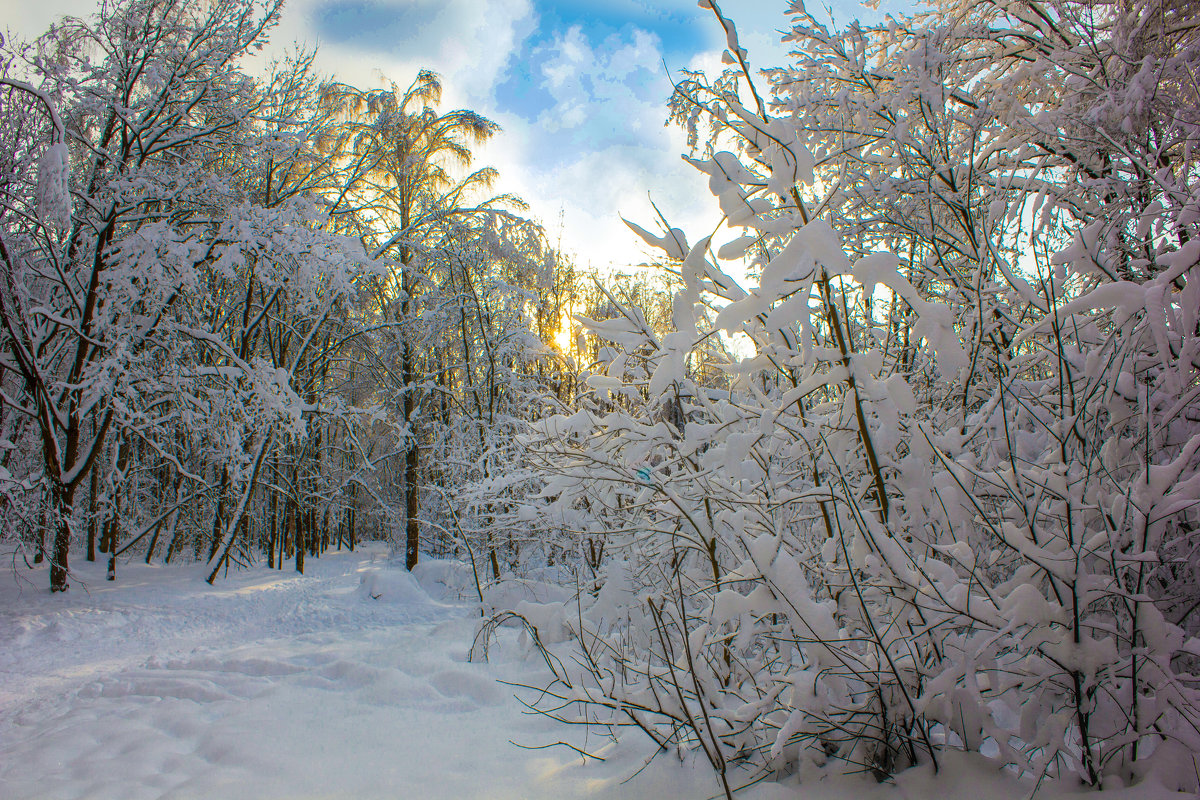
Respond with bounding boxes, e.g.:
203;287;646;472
0;0;660;592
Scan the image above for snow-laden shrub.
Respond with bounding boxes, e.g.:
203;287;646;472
497;2;1200;795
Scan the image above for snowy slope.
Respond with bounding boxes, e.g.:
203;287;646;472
0;548;1191;800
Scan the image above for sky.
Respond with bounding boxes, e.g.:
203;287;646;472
7;0;892;271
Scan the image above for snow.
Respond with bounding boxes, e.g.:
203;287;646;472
0;546;720;800
36;141;71;232
0;548;1192;800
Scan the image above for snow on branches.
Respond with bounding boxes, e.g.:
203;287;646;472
35;142;70;232
505;0;1200;795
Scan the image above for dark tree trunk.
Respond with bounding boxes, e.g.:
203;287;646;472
399;236;420;572
293;496;304;574
403;342;420;571
405;438;419;571
267;486;277;569
33;493;47;564
314;510;319;555
103;500;118;581
144;519;163;564
346;483;357;552
49;479;73;593
208;467;230;562
320;506;330;553
87;465;98;562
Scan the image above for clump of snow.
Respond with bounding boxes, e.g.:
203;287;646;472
356;567;431;605
410;557;477;602
481;576;572;612
36;141;71;232
511;599;570;644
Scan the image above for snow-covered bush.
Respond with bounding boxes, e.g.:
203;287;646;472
502;1;1200;795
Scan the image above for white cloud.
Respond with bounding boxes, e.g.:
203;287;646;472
264;0;747;270
479;23;708;268
284;0;776;270
273;0;533;102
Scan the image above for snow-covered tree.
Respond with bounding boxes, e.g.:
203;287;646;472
0;0;368;590
313;73;558;570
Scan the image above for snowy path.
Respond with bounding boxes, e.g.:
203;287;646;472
0;547;719;800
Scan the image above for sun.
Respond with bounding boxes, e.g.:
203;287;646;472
552;305;576;355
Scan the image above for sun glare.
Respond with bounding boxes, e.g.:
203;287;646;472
552;304;576;355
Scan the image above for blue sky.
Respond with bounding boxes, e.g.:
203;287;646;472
11;0;891;268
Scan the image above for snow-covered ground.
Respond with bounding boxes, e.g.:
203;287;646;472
0;545;721;799
0;547;1189;800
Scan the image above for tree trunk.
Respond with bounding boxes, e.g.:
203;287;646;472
403;335;420;570
314;507;320;555
267;485;277;569
405;434;419;571
33;492;47;564
87;465;98;561
144;518;163;564
399;232;420;571
49;479;73;593
208;466;230;562
346;482;357;552
292;495;304;574
320;505;330;553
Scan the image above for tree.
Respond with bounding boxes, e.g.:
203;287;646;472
321;71;524;570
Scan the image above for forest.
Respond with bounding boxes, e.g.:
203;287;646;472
1;0;1198;797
